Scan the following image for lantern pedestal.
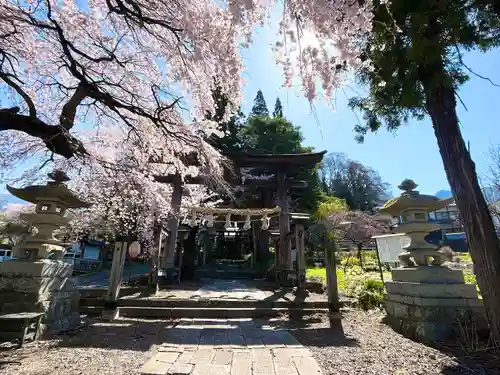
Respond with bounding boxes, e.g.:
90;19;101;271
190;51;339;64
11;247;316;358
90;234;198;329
383;266;487;342
0;259;81;335
379;180;487;342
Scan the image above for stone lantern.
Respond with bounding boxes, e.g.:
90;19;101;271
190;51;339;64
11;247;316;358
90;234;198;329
6;169;91;259
379;179;486;342
379;179;454;266
0;170;90;335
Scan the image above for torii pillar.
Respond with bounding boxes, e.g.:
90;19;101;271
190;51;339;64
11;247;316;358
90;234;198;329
277;171;292;285
161;175;183;282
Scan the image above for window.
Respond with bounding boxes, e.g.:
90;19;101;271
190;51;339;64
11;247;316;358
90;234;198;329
435;211;450;220
414;212;426;220
0;251;4;257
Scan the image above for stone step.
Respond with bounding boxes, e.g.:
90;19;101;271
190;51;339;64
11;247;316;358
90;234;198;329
79;297;329;309
80;306;330;319
194;270;265;280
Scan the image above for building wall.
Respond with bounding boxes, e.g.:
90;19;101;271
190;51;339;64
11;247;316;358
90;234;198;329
428;203;463;233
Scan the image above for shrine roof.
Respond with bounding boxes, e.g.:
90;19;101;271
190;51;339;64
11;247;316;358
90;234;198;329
223;151;327;168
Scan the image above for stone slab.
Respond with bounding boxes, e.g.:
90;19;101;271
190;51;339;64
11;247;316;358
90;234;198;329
155;352;181;364
252;352;274;375
244;336;265;348
293;356;323;375
140;357;172;375
231;352;252;375
274;330;303;348
192;364;230;375
190;349;216;364
177;351;195;363
261;330;285;348
391;267;465;284
0;276;76;294
273;355;299;375
167;363;193;375
212;350;233;365
0;259;73;278
384;293;484;308
385;281;478;298
272;348;312;358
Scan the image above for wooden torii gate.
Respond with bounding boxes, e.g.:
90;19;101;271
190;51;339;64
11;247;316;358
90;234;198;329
223;151;326;286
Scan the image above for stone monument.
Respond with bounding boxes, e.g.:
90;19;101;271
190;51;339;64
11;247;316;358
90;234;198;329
380;179;486;341
0;170;90;335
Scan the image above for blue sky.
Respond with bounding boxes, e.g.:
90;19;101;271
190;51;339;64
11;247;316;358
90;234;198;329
240;25;500;198
2;13;499;201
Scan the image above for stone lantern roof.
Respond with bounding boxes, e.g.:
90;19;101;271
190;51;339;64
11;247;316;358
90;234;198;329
379;179;454;216
6;170;90;209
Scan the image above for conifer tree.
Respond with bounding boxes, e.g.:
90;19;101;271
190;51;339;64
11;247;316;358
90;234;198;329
273;98;284;118
251;90;269;117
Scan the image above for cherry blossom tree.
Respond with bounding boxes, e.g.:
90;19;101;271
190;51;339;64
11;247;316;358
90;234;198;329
0;0;377;258
0;202;34;245
326;210;388;269
0;0;374;175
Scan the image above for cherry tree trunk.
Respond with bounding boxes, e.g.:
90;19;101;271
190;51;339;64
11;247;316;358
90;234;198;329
424;76;500;346
357;243;364;270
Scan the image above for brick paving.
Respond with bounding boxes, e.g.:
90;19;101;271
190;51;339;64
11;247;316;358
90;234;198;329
140;318;323;375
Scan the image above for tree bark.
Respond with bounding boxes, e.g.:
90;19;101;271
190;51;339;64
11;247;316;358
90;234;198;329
357;243;364;270
422;67;500;346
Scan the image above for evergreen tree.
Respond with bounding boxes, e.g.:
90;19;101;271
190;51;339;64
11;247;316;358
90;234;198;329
348;0;500;343
205;84;244;152
273;97;284;118
250;90;269;117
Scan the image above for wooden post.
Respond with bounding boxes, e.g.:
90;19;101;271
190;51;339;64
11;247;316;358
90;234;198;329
296;223;306;287
252;222;258;268
374;239;385;283
277;171;291;284
102;240;128;320
324;226;340;313
162;175;183;281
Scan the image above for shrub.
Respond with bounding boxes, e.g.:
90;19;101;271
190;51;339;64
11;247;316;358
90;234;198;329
352;278;385;311
340;256;360;267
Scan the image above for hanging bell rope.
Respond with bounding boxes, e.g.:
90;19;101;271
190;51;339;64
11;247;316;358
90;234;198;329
206;214;214;227
243;215;251;230
225;213;232;230
261;213;270;230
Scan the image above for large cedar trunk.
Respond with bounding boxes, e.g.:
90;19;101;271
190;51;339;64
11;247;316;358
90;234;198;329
422;70;500;346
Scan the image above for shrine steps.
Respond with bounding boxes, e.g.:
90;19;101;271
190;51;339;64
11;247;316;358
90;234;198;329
80;297;329;309
80;305;329;319
79;295;331;319
194;269;265;280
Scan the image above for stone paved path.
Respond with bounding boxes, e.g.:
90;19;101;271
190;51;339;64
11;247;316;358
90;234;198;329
140;318;323;375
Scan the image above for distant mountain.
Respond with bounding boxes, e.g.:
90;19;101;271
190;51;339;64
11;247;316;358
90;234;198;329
435;189;453;199
434;187;500;203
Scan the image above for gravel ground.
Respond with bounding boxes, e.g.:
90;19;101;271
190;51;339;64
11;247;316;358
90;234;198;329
1;312;499;375
288;309;500;375
0;318;167;375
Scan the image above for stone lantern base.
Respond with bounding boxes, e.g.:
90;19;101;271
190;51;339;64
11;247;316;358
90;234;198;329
0;259;81;336
383;267;488;342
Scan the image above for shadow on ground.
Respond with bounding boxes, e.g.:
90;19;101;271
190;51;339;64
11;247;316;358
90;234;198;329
436;343;500;374
280;313;360;348
41;313;360;351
